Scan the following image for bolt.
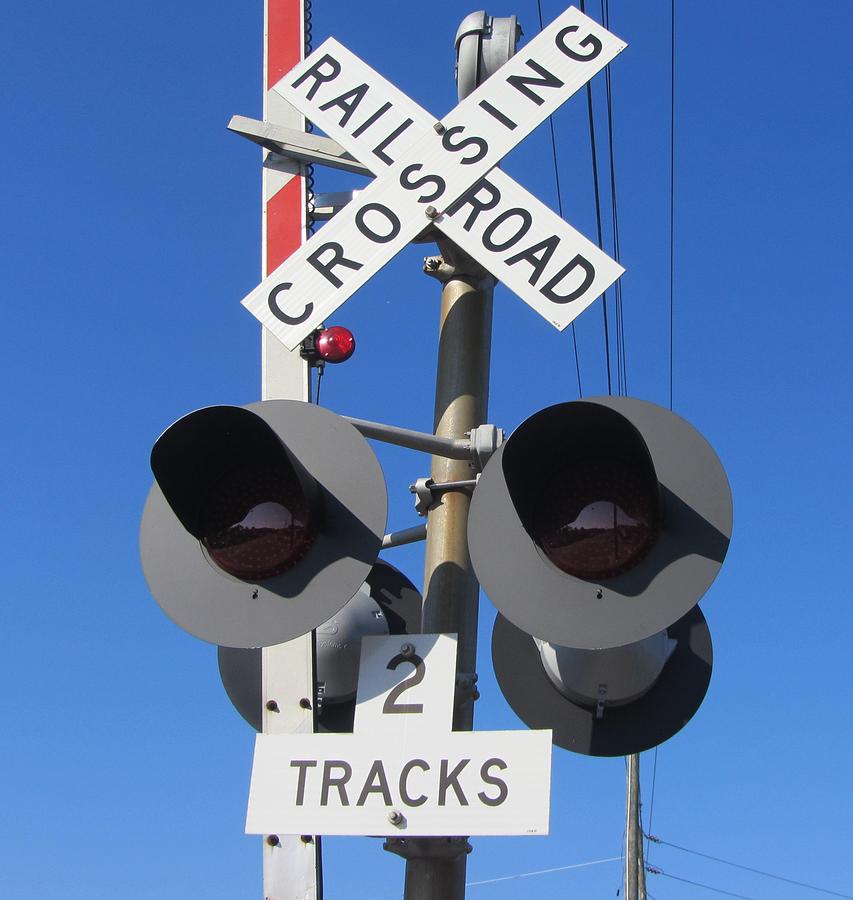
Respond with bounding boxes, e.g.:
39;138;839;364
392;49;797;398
388;809;404;826
251;589;259;599
299;697;312;710
424;256;441;271
595;588;604;600
400;642;415;657
300;835;313;845
424;206;438;219
265;700;279;713
266;834;281;847
433;122;446;134
596;684;608;720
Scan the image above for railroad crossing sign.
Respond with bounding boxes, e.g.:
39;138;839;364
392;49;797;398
242;6;626;350
246;634;552;836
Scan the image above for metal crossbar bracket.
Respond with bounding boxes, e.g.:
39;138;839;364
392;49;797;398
410;477;478;516
383;837;472;861
381;524;428;549
311;190;360;220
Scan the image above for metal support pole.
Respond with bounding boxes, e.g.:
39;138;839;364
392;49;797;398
258;2;320;897
395;264;494;900
421;272;493;724
386;13;514;898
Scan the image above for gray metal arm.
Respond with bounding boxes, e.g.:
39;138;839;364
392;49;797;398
228;115;371;176
344;417;503;470
344;417;472;460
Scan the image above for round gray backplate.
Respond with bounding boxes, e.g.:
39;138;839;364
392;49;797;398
218;559;422;732
492;605;712;757
140;400;387;648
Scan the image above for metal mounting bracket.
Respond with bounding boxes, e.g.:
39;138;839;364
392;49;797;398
455;672;480;705
310;190;360;220
383;837;473;862
467;424;502;470
410;477;478;516
422;229;495;285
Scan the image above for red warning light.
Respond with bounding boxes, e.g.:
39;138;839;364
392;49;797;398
316;326;355;364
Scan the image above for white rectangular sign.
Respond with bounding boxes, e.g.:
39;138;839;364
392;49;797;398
246;729;552;836
246;634;552;836
241;6;626;349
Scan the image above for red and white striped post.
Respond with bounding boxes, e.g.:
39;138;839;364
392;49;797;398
259;2;322;897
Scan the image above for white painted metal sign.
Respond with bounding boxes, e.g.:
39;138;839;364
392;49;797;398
241;5;626;349
246;634;552;836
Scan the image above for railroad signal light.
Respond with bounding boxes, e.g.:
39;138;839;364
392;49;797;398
468;396;732;651
469;396;731;755
140;400;387;648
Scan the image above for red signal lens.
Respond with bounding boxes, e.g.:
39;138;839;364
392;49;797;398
316;326;355;363
200;461;317;582
532;459;658;581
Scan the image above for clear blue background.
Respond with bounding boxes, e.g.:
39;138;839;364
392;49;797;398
2;1;851;898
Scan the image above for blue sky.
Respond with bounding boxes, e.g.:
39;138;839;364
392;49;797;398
2;1;852;898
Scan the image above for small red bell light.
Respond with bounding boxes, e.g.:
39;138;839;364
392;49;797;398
316;326;355;364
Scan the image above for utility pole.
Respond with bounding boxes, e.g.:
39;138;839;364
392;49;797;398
625;753;647;900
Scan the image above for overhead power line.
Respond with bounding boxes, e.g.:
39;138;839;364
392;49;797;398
466;855;623;887
535;0;583;398
534;0;629;400
647;835;853;899
602;0;627;395
579;0;613;396
647;865;758;899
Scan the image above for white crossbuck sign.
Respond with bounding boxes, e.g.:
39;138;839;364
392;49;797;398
242;6;627;350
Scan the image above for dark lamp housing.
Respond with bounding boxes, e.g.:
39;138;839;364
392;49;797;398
532;458;659;581
201;460;317;581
